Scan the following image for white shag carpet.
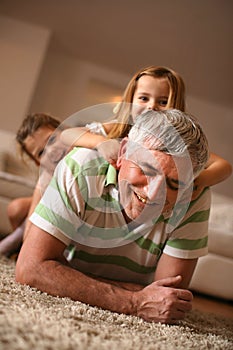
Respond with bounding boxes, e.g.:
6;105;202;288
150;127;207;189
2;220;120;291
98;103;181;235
0;255;232;350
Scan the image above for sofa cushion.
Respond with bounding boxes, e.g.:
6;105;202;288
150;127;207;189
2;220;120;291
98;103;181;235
190;253;233;300
0;151;7;172
0;148;37;201
207;192;233;259
5;152;37;178
0;171;35;199
208;227;233;259
210;193;233;231
0;196;12;234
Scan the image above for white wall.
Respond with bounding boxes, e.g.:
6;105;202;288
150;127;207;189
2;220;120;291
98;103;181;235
0;15;50;132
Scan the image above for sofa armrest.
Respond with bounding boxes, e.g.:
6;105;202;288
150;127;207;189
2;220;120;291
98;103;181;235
0;151;7;172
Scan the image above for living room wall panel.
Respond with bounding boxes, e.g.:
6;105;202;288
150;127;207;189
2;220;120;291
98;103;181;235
0;15;50;132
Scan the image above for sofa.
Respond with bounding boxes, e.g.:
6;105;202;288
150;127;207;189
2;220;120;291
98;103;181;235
0;128;232;301
0;129;37;234
190;190;233;301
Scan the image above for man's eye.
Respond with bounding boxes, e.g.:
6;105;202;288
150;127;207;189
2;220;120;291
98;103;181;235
140;167;159;177
129;165;151;176
144;170;157;177
129;163;158;177
166;178;179;191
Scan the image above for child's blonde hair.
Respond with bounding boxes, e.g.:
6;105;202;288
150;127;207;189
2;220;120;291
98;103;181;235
108;66;186;139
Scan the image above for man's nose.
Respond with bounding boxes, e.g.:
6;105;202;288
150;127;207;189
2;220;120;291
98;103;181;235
144;176;166;202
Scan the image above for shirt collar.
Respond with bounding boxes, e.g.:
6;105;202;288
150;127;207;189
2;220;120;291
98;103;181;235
105;164;117;186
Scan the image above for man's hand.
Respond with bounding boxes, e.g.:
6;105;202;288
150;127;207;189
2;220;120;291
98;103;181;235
133;275;193;324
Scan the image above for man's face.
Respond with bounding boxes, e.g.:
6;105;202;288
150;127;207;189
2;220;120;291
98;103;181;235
117;144;188;223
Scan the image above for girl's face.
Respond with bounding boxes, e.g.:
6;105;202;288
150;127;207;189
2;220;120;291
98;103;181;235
131;75;170;121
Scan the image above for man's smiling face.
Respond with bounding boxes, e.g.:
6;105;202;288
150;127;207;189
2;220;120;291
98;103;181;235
117;144;189;223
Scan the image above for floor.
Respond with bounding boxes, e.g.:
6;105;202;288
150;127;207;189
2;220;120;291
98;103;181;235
193;292;233;319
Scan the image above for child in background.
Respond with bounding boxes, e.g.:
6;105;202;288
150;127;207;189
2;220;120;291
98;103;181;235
0;113;69;257
61;65;232;197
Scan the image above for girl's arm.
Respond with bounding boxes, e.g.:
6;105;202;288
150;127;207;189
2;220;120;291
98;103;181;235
192;152;232;199
60;127;107;148
195;152;232;188
60;122;117;149
60;123;120;166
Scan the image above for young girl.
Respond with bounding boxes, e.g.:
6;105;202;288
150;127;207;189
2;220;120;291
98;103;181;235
61;65;232;196
0;113;69;257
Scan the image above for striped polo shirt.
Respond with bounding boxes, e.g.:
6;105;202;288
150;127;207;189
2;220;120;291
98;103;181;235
30;146;211;285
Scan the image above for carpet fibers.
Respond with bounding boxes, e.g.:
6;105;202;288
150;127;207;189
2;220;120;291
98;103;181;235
0;255;232;350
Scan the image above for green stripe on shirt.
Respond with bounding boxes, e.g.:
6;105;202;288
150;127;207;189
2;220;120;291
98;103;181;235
35;202;78;239
176;209;210;229
135;236;163;255
167;236;208;250
49;176;74;211
74;250;156;275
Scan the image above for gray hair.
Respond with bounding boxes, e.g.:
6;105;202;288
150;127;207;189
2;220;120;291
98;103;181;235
128;109;209;178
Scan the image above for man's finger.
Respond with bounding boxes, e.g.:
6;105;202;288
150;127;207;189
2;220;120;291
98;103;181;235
177;289;193;302
156;275;182;287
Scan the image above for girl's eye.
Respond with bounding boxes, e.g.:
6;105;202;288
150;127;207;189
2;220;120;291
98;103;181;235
138;96;149;102
158;100;168;106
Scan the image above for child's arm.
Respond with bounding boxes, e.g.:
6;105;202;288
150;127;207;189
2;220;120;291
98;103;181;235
195;152;232;188
60;127;107;148
23;186;42;241
61;126;120;167
60;121;116;149
192;152;232;199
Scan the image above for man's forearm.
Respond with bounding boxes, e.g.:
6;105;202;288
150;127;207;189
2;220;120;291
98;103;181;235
94;275;144;291
15;227;193;324
16;258;137;316
16;256;194;324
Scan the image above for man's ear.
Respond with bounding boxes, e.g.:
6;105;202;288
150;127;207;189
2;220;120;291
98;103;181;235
116;137;128;170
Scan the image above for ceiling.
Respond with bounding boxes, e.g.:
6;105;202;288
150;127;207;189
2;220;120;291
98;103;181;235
0;0;232;107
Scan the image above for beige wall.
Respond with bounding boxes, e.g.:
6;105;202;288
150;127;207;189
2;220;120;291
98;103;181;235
186;96;233;197
0;15;50;132
29;48;130;120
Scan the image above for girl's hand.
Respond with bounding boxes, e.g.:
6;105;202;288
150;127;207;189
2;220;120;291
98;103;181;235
96;139;120;168
191;174;206;200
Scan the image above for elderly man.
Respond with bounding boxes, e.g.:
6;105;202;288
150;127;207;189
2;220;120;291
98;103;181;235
16;109;210;324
